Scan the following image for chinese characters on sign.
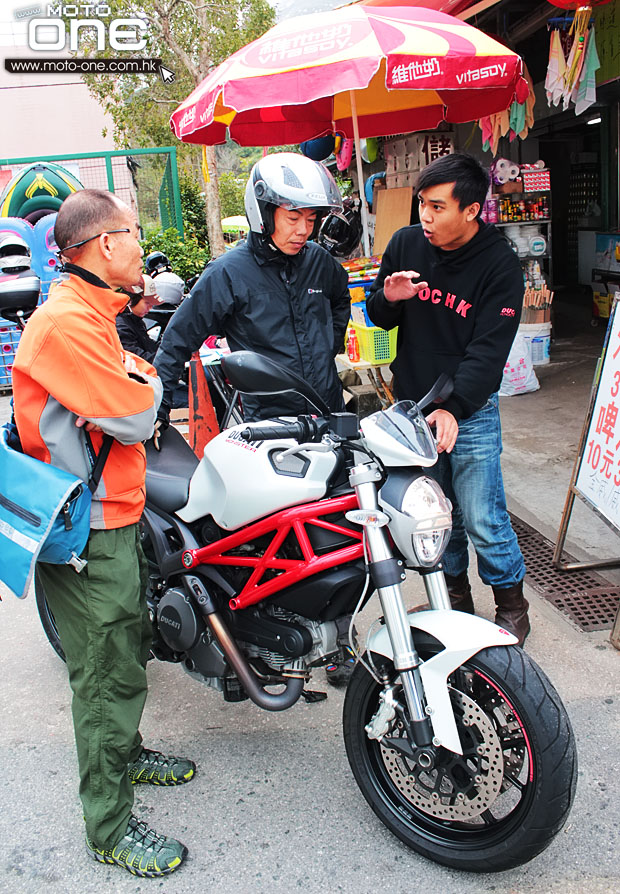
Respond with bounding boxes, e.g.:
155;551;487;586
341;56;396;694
420;134;453;166
383;133;454;187
575;298;620;530
256;24;354;65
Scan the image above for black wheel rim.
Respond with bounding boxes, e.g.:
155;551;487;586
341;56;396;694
359;654;537;853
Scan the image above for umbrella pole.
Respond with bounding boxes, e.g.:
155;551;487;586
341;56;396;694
349;89;371;257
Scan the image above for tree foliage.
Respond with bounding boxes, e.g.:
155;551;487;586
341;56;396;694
142;227;209;282
179;172;209;245
76;0;275;255
81;0;274;143
218;172;247;219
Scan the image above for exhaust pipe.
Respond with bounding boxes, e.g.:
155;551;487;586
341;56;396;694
206;612;305;712
182;573;304;711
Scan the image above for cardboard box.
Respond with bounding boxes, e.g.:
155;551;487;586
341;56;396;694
495;179;523;195
522;169;551;191
595;233;620;272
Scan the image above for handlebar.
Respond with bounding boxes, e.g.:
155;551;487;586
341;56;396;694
239;416;327;444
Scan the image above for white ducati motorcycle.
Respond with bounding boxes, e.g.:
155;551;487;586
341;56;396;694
37;350;577;872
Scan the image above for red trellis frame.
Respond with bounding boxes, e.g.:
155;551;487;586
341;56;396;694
182;494;363;610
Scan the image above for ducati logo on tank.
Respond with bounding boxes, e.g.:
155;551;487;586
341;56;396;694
225;430;261;452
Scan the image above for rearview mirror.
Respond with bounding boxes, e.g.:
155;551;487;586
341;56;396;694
416;374;454;412
221;351;330;415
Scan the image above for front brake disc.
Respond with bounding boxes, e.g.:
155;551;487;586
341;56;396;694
379;689;504;820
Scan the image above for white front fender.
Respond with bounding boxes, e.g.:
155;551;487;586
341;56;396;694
366;610;518;755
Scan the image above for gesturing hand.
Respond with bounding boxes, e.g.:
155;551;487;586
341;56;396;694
383;270;428;304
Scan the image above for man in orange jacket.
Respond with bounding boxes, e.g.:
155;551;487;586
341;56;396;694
12;189;193;879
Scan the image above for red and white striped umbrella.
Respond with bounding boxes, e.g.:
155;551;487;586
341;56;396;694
171;5;527;147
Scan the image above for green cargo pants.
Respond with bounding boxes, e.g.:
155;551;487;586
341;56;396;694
38;524;152;849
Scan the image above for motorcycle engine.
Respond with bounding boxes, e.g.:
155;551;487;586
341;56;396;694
156;587;201;652
156;586;228;681
245;606;340;671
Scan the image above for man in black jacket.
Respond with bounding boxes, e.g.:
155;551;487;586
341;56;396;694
154;153;350;423
367;153;529;645
154;152;355;683
116;273;162;363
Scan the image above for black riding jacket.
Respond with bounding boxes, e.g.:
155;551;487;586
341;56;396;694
154;231;350;420
116;308;159;364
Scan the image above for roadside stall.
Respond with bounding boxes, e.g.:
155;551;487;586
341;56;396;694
170;5;527;410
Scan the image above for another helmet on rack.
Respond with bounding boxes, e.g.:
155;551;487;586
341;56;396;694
0;235;32;274
318;202;363;257
244;152;342;240
144;251;172;278
0;237;40;324
151;270;184;306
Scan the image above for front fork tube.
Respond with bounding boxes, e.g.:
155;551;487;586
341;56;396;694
353;476;433;747
422;569;452;610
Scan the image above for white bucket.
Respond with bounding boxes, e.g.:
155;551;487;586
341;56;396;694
518;321;551;366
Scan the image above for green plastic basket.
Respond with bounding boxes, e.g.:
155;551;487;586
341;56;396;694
352;322;397;363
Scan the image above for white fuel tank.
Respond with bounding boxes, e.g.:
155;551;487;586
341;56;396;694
177;421;339;530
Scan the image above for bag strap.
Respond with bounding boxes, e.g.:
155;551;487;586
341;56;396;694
84;432;114;494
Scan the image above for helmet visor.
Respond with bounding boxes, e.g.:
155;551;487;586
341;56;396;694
254;153;342;214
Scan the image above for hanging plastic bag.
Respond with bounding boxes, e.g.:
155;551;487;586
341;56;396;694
500;332;540;396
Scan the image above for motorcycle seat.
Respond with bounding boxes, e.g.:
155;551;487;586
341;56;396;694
144;424;199;513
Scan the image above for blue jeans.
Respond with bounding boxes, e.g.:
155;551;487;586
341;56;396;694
430;394;526;588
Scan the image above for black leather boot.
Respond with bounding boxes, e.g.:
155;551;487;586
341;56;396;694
444;570;475;614
492;581;530;646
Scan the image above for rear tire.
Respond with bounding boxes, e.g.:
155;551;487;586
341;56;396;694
34;567;65;661
343;644;577;872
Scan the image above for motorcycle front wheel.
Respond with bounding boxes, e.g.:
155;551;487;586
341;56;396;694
343;644;577;872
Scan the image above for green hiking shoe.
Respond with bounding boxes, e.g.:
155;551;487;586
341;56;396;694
128;747;196;786
86;815;187;878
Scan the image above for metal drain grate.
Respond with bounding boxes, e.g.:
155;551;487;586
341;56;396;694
510;513;620;631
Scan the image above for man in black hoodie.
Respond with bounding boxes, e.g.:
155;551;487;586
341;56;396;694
367;153;529;645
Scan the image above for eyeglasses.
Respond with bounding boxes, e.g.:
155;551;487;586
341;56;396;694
57;228;131;257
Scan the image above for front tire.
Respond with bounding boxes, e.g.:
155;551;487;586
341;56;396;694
34;567;65;661
343;644;576;872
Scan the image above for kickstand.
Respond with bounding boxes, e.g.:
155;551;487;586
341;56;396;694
301;688;328;703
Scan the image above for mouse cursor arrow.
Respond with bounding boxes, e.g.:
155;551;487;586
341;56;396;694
159;65;175;84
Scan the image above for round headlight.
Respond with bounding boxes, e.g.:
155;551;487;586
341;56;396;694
412;527;451;566
402;476;452;530
380;475;452;567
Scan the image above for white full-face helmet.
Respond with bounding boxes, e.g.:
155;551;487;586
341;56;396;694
244;152;343;240
0;235;31;273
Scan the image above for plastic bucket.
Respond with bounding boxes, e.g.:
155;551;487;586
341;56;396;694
518;321;551;366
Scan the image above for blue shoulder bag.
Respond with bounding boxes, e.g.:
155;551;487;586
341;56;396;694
0;421;113;599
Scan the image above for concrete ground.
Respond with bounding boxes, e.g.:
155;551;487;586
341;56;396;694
1;309;619;893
